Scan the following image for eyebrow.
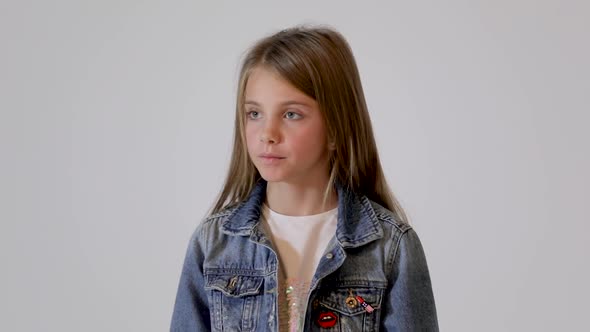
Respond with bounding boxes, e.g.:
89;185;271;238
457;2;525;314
244;100;312;108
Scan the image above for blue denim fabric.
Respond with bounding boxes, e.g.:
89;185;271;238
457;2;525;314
171;179;438;331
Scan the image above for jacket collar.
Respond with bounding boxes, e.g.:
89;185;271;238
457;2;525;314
220;179;384;248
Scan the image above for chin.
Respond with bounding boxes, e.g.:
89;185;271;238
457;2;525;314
259;173;285;183
256;168;288;182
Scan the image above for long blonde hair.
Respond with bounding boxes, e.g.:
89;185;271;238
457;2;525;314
208;24;409;224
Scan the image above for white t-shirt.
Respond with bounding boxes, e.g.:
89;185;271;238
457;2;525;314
259;202;338;332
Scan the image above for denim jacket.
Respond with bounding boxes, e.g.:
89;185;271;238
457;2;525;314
171;179;438;331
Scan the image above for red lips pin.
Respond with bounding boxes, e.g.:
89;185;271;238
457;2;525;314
316;311;338;328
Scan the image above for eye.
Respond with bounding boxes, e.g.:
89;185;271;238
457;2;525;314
246;110;260;119
285;111;302;120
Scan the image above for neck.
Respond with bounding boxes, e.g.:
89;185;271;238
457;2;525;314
264;178;338;216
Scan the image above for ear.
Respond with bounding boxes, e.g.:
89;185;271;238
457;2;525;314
328;141;336;150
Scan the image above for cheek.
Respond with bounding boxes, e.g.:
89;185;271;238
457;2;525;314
290;125;326;152
244;126;258;155
244;124;256;143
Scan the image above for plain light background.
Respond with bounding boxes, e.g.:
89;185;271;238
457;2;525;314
1;0;588;331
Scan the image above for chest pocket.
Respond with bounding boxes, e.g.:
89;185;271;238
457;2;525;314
312;286;384;332
205;273;265;332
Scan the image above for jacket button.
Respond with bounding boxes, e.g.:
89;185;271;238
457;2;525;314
228;276;238;291
325;253;333;259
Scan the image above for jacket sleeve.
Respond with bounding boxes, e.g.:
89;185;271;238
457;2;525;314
380;228;439;331
170;226;211;331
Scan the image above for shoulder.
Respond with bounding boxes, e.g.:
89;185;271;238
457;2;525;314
202;203;242;225
189;203;243;242
365;199;431;274
366;198;412;235
364;197;425;254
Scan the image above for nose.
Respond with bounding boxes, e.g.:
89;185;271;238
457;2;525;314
259;120;279;144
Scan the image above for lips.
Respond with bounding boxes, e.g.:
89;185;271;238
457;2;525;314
259;153;284;158
259;154;285;166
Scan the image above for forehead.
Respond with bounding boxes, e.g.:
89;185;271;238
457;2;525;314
244;67;316;107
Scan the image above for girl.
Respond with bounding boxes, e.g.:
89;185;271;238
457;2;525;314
171;25;438;331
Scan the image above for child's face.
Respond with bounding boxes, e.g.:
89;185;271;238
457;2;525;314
244;66;331;185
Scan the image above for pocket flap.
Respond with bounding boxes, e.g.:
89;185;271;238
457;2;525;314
204;274;264;297
318;287;383;316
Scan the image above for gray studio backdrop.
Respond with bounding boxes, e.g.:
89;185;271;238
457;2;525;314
1;1;588;331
